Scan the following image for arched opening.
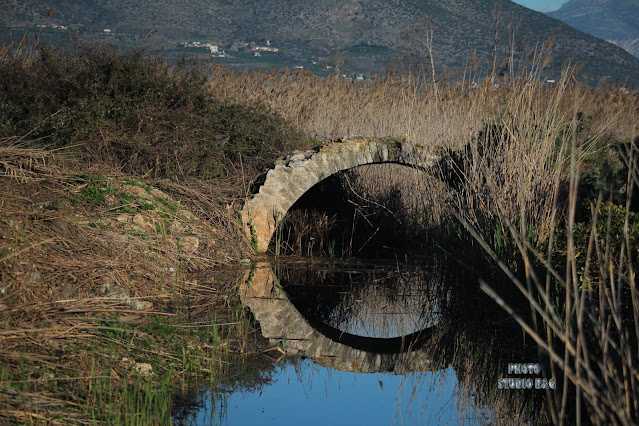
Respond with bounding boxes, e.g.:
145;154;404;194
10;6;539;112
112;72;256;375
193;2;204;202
240;138;441;253
276;261;442;353
268;163;442;257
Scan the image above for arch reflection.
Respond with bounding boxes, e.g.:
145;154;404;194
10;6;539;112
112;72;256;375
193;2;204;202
240;262;449;374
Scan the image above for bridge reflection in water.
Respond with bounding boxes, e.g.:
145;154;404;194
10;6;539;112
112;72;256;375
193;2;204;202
235;258;550;424
240;261;451;375
175;258;551;424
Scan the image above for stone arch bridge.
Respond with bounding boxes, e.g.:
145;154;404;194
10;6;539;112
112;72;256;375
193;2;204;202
241;138;442;253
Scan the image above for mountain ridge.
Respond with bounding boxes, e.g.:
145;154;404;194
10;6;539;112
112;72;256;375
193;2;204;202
549;0;639;58
2;0;639;84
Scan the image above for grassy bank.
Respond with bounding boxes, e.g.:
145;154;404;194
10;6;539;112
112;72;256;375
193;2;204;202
0;140;281;423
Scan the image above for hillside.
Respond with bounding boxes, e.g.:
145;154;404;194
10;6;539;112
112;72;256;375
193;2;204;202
2;0;639;84
549;0;639;58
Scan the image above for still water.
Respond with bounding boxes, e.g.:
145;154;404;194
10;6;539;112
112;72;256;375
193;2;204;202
189;361;483;425
175;257;547;425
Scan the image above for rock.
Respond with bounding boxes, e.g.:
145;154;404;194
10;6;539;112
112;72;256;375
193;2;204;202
118;314;147;324
133;214;153;232
123;358;154;378
8;219;21;231
105;194;117;206
150;188;169;200
180;236;199;254
171;221;186;234
123;185;152;200
101;283;129;297
101;284;150;310
116;214;129;223
288;152;306;161
28;268;41;284
131;300;153;311
133;362;153;377
288;160;305;168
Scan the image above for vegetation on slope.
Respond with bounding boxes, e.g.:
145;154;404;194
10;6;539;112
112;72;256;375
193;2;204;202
0;42;308;179
550;0;639;58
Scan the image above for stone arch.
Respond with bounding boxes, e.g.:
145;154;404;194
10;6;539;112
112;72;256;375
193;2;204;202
241;138;441;253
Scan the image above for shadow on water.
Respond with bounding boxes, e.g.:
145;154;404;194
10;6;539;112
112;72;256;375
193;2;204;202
174;253;553;424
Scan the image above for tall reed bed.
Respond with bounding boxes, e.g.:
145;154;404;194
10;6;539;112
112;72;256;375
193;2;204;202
462;119;638;423
206;62;635;148
207;67;480;148
210;62;639;422
448;71;638;424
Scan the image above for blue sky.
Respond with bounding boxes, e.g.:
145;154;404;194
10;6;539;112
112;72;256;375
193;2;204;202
512;0;569;12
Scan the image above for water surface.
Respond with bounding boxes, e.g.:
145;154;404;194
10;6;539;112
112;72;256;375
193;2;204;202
175;257;547;425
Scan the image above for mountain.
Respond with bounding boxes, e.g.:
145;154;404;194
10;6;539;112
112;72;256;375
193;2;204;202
549;0;639;59
2;0;639;84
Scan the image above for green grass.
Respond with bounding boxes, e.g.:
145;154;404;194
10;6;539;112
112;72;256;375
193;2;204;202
124;230;150;240
67;173;117;204
88;368;173;425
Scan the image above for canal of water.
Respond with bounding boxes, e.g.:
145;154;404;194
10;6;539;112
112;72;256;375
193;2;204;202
173;254;551;425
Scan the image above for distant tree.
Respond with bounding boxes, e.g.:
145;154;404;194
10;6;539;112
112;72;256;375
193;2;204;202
327;47;349;74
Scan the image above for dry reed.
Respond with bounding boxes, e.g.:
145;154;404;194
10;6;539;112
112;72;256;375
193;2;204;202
207;57;639;423
450;74;639;423
207;61;637;243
